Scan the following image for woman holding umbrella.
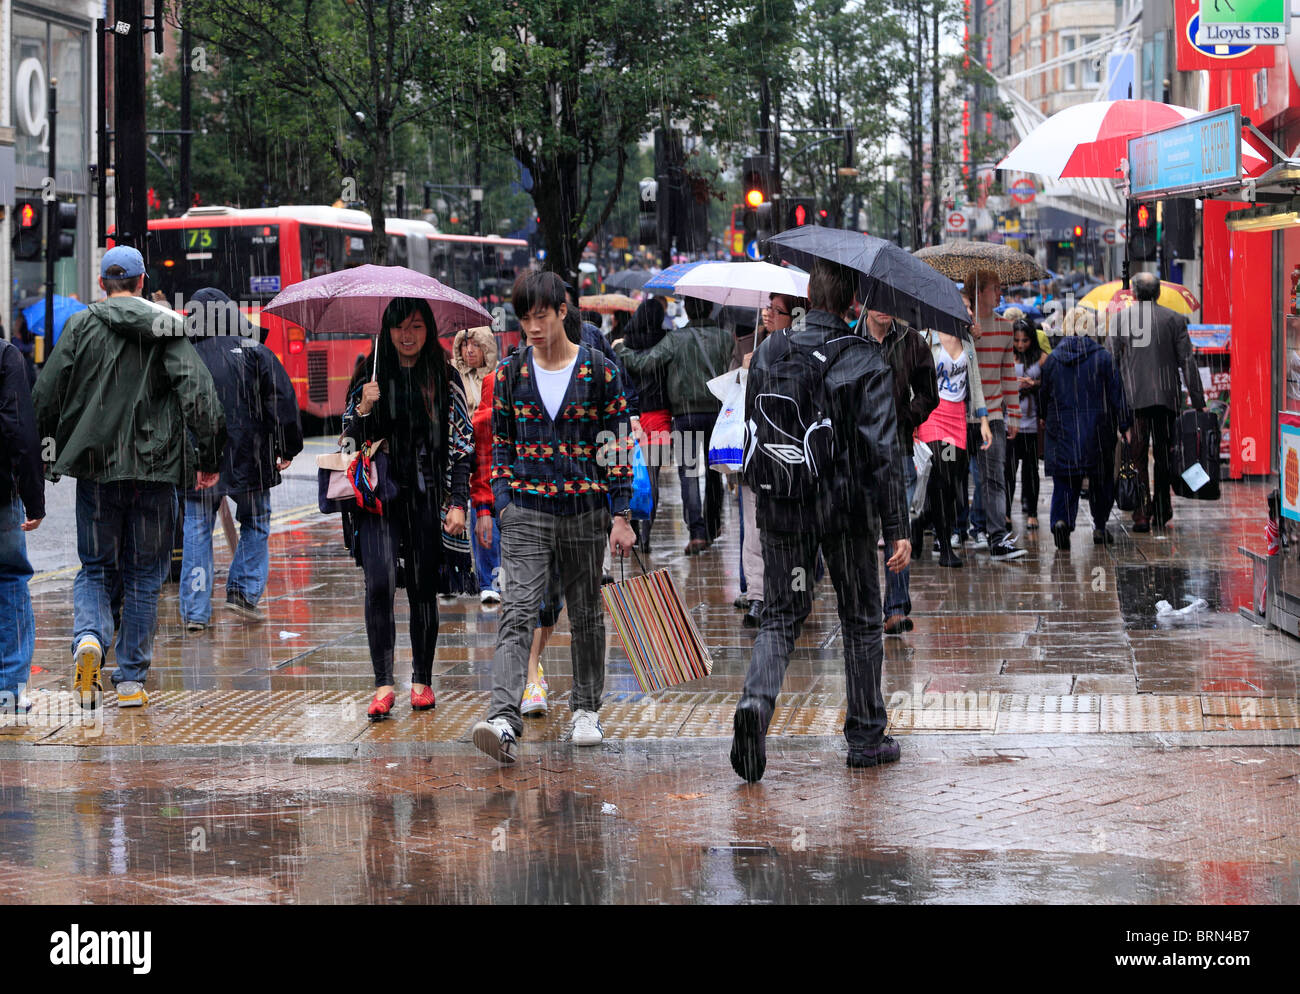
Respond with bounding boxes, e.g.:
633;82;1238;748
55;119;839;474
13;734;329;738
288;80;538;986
343;297;474;718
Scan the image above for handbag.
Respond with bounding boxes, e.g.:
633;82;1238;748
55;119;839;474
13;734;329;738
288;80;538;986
1115;439;1140;512
316;438;394;515
630;440;654;520
910;440;933;519
601;550;714;693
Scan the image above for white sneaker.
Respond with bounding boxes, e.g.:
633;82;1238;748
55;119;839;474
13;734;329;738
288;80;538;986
480;589;502;606
471;717;518;764
950;532;963;547
567;709;604;746
972;531;990;550
73;634;104;710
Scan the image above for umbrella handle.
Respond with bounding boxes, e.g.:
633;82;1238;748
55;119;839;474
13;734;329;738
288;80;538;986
372;335;379;381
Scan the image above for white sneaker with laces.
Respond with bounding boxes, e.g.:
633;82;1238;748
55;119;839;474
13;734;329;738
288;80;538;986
480;589;502;606
471;717;518;763
568;709;604;746
972;531;990;550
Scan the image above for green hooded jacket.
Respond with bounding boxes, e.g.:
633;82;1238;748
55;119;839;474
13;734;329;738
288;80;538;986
615;321;733;417
32;295;226;487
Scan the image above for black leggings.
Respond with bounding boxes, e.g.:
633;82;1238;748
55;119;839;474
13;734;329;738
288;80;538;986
1004;430;1040;517
356;494;442;687
925;444;969;546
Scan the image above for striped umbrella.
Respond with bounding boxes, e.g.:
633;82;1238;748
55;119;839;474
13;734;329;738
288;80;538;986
997;99;1269;179
914;240;1047;284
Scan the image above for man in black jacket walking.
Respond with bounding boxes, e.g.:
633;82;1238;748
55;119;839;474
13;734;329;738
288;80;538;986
0;338;44;712
731;260;910;782
179;288;303;629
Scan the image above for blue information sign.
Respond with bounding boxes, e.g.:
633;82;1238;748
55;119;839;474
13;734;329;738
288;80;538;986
1127;105;1243;200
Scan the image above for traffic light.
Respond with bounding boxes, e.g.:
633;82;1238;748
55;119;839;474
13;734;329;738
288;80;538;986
54;201;77;259
740;155;773;258
1130;201;1157;261
1072;224;1084;239
637;177;658;246
786;197;816;230
13;198;41;260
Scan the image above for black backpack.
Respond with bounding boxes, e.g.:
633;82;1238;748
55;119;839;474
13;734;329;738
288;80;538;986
742;332;861;499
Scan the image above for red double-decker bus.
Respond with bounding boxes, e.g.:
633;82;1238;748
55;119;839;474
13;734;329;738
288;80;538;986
144;206;528;420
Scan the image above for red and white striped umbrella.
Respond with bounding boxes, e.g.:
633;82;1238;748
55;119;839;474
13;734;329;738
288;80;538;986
997;100;1269;179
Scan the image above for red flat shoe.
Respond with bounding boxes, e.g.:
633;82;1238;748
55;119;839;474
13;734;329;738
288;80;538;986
367;690;396;720
410;686;436;711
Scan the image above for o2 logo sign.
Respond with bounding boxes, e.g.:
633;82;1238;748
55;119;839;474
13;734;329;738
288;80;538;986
16;57;51;153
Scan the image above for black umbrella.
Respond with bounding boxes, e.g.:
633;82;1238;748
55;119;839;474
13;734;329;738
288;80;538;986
603;269;653;292
768;226;971;338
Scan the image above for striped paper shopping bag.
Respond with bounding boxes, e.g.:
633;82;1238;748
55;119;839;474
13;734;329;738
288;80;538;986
601;553;714;693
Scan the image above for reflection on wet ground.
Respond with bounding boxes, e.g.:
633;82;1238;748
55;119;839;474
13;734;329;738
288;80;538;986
1;745;1296;905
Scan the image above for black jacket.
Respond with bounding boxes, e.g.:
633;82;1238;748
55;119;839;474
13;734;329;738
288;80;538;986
0;340;44;519
1108;301;1206;412
749;309;908;542
870;319;939;456
184;289;303;496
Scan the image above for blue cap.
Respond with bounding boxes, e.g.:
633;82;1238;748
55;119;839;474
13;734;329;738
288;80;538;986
100;245;145;278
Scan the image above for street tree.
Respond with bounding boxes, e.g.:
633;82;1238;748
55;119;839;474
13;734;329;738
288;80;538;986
426;0;742;283
179;0;442;264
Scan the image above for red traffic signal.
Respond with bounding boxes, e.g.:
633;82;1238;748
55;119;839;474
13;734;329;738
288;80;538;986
1136;203;1151;228
793;204;807;226
745;188;765;208
19;202;37;228
1072;224;1084;238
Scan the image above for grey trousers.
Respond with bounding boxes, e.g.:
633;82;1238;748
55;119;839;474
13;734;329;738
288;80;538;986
978;418;1009;545
487;503;609;734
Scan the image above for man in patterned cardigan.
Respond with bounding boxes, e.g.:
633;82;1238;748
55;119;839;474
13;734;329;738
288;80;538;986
471;271;637;763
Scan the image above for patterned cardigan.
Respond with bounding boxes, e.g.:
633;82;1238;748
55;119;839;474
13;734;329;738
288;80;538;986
490;344;634;516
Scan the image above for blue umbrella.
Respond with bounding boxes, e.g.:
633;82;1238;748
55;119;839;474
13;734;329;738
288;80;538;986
23;295;88;346
768;226;971;338
642;260;707;296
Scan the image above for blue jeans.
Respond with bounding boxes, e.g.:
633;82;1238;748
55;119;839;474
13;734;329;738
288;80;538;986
883;454;917;617
73;480;177;686
0;498;36;699
958;422;985;536
180;489;271;624
471;504;501;593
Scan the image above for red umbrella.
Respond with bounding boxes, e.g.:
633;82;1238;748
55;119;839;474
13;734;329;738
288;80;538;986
997;100;1269;179
262;264;491;338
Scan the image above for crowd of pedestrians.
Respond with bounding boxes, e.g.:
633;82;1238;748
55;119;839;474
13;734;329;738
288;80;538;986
0;247;1206;789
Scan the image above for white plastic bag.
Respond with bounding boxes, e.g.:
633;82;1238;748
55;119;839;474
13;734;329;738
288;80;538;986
910;440;933;519
708;373;747;474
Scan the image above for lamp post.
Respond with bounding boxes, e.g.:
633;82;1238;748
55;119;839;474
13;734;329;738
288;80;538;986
471;185;484;236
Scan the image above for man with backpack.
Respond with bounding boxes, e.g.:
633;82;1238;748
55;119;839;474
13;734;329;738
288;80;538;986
32;246;226;709
179;287;303;630
731;259;910;782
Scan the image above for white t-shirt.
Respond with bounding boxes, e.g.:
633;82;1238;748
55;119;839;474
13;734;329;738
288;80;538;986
934;344;970;404
534;356;577;421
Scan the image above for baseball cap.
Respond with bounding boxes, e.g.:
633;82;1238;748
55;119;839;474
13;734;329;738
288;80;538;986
100;245;146;278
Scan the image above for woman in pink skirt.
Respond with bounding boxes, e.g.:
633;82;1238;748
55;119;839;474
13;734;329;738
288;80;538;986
917;330;992;567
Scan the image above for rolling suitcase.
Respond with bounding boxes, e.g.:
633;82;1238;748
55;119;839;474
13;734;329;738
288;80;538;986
1169;408;1221;501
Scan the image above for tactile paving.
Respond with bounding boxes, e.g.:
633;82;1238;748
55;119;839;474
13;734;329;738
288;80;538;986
995;709;1102;733
1099;694;1203;732
1202;715;1300;731
1000;694;1099;713
1201;696;1300;718
890;708;998;733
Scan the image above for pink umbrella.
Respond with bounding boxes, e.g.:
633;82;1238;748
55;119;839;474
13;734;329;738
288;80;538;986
262;264;491;339
997;100;1269;179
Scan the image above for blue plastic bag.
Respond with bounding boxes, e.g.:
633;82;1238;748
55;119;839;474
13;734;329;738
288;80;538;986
631;441;654;520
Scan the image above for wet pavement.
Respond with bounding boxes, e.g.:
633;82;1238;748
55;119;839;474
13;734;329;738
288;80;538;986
2;468;1298;902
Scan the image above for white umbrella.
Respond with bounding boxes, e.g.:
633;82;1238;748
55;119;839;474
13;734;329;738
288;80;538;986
670;261;809;309
996;99;1268;179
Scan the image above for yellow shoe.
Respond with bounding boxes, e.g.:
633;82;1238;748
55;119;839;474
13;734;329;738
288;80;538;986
73;635;103;710
114;681;149;708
